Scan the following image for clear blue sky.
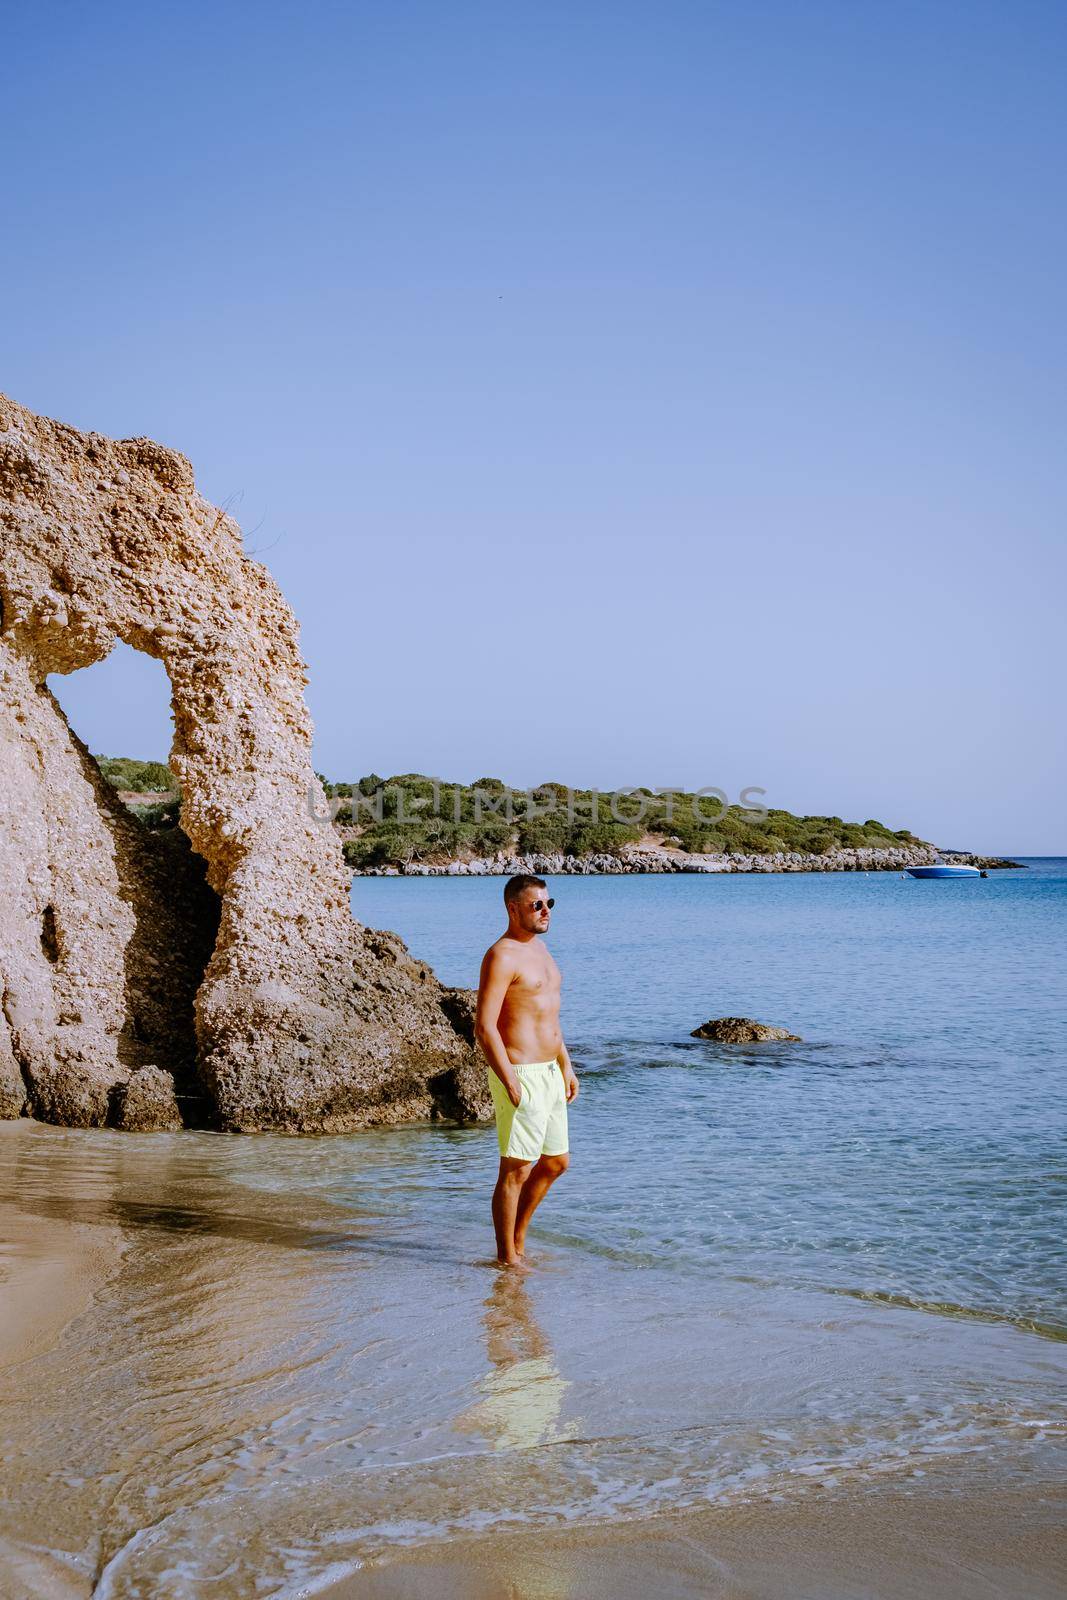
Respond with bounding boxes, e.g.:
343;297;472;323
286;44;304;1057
4;2;1064;851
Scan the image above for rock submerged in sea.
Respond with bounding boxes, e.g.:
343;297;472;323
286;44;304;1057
0;393;489;1134
691;1017;801;1043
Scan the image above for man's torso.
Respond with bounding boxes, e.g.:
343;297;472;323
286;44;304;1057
496;938;562;1064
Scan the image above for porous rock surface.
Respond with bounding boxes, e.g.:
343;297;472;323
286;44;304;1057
110;1065;185;1132
0;393;489;1132
691;1017;801;1043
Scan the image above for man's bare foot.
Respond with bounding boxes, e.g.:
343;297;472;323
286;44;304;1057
497;1253;530;1271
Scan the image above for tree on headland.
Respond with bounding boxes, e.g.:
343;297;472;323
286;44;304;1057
96;759;930;865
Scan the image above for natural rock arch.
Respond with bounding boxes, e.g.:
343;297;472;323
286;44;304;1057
0;394;486;1131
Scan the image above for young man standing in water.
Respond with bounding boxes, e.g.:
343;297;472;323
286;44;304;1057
475;874;579;1268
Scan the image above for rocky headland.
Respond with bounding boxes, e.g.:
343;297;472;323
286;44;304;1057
353;844;1022;877
320;772;1023;877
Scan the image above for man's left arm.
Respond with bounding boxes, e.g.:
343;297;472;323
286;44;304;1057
556;1039;579;1102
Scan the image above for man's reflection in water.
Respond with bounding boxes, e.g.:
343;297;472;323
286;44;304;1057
456;1272;570;1451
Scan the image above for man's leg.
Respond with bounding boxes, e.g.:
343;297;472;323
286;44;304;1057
492;1157;534;1266
514;1154;569;1254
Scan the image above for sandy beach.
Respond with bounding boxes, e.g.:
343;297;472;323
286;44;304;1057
329;1475;1067;1599
2;1145;1062;1600
0;1147;125;1375
2;1175;1063;1600
1;1101;1065;1599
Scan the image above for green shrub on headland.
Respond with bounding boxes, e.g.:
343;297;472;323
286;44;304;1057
97;759;929;865
324;773;929;870
96;755;177;793
95;756;181;829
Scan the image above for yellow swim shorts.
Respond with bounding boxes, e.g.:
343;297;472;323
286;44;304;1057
487;1061;569;1161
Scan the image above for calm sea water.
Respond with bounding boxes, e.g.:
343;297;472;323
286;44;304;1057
1;861;1064;1597
353;858;1067;1336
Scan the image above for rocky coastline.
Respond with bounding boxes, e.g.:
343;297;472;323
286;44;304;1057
353;844;1023;877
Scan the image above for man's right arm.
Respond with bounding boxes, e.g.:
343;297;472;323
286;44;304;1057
475;945;522;1107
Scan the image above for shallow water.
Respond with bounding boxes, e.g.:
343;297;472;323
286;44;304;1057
354;859;1067;1336
0;861;1064;1597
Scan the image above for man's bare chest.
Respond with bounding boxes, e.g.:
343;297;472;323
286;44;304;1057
510;954;560;1001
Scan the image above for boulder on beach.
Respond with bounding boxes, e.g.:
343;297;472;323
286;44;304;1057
691;1017;801;1043
109;1066;184;1132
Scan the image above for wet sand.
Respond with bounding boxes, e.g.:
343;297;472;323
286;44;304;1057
1;1119;1064;1599
0;1144;125;1373
329;1476;1067;1600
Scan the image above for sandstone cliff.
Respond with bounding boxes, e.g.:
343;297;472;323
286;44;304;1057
0;394;488;1132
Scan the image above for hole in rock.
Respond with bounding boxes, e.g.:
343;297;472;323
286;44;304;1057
45;641;221;1120
46;640;177;795
40;905;60;963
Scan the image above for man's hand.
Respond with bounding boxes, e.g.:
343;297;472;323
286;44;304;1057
506;1076;523;1109
563;1068;579;1103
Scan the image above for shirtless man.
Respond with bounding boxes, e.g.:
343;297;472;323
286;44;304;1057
475;874;579;1267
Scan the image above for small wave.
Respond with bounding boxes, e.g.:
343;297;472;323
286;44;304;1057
81;1400;1065;1598
826;1284;1067;1342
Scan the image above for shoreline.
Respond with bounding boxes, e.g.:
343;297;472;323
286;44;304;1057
351;844;1025;877
323;1471;1067;1599
0;1134;126;1372
1;1121;1063;1598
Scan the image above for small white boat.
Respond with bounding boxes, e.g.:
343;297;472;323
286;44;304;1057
906;863;982;879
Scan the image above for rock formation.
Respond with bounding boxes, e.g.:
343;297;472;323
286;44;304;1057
348;844;1023;878
690;1017;801;1043
355;844;951;876
0;393;489;1132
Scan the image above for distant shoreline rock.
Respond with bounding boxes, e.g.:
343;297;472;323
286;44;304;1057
352;844;1025;877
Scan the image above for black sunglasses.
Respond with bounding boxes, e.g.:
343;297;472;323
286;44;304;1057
533;898;555;911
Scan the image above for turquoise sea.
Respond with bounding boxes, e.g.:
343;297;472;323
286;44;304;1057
353;859;1067;1339
1;861;1064;1597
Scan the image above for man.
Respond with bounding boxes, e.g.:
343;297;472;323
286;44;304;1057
475;874;579;1267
